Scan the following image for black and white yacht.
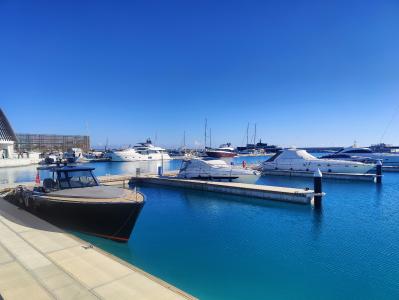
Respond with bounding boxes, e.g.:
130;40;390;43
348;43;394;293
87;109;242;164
5;165;144;242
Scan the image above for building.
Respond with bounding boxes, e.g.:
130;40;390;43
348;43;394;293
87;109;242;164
0;108;18;158
16;134;90;152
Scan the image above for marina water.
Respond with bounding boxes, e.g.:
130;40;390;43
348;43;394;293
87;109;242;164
2;156;399;299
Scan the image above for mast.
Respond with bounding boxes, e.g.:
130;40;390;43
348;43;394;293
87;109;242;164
210;128;212;148
254;123;257;149
204;118;207;149
246;122;249;146
183;131;186;151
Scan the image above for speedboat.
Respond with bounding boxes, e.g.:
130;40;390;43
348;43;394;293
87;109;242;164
261;149;375;174
5;165;144;242
178;157;258;179
206;143;236;158
330;146;399;167
105;138;171;162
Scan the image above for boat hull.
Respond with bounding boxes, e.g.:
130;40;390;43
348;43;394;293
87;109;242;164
261;162;374;174
29;196;144;242
107;151;172;162
206;151;236;158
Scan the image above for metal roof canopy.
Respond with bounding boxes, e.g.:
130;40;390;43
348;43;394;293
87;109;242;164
0;108;17;142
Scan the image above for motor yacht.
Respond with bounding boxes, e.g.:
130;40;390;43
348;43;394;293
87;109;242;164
105;139;171;162
178;157;258;180
4;165;144;242
261;149;375;174
63;148;84;163
205;143;236;158
332;146;399;167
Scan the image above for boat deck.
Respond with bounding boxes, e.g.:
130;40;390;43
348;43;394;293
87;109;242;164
38;186;144;204
0;197;195;300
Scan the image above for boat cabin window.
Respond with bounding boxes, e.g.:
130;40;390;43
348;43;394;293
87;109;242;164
180;161;191;171
57;170;98;189
266;151;283;162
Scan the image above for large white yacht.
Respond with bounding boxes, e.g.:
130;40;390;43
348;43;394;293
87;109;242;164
178;157;258;179
261;149;375;174
105;139;171;162
331;146;399;167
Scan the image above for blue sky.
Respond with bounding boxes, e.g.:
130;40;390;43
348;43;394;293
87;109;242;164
1;0;398;148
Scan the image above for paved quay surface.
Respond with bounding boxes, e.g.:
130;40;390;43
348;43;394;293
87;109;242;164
0;198;195;300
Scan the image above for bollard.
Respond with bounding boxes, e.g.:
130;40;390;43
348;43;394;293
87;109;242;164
376;160;382;184
136;168;141;177
158;165;163;176
313;168;323;208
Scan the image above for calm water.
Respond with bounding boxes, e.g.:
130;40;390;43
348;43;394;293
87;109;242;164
2;156;399;299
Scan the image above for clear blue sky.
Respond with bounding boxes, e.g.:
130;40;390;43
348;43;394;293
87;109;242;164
1;0;398;148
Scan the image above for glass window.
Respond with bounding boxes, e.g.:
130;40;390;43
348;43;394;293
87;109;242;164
57;170;98;189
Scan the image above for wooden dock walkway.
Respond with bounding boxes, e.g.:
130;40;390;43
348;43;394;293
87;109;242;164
0;197;195;300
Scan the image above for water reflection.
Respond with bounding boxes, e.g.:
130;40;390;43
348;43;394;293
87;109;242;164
311;204;323;240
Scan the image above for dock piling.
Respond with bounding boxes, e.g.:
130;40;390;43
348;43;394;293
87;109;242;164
376;160;382;184
314;168;323;208
158;165;163;176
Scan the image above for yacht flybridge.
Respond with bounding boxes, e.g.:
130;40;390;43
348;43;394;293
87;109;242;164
261;149;375;174
105;139;171;162
178;157;258;180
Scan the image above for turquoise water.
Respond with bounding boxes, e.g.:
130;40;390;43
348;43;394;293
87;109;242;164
3;157;399;299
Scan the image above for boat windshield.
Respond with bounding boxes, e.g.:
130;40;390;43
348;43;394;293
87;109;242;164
57;170;98;189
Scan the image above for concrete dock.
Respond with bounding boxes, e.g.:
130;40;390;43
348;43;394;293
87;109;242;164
0;197;195;300
130;175;315;204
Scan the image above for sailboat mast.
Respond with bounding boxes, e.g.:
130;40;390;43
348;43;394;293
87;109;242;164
183;131;186;151
210;128;212;148
204;118;207;149
246;123;249;146
254;123;257;149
